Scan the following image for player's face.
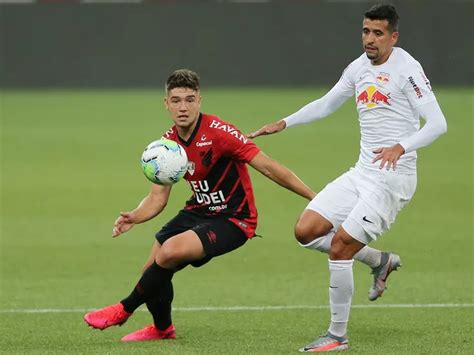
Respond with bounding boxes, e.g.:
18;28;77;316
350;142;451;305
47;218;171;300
362;18;399;65
165;87;202;129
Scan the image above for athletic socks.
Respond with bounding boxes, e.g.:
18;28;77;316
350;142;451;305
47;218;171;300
300;232;382;269
328;259;354;338
146;281;174;331
353;245;382;268
299;231;334;253
120;284;145;314
121;261;174;314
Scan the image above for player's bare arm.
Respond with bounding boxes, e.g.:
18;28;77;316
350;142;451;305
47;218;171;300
112;184;172;238
372;143;405;171
249;151;316;200
247;119;286;139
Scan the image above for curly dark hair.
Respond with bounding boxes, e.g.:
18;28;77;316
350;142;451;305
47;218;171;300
364;4;399;32
166;69;200;93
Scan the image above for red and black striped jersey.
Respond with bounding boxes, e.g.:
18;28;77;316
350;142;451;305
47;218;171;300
162;113;260;238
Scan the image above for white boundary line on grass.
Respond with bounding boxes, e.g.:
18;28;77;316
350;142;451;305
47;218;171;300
1;303;473;314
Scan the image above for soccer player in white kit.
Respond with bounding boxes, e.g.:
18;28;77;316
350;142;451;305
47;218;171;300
249;4;447;352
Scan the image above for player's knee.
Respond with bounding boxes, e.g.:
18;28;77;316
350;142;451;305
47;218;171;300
294;221;326;244
155;246;181;268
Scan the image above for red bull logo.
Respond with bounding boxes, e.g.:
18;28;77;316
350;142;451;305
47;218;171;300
356;85;391;108
376;72;390;84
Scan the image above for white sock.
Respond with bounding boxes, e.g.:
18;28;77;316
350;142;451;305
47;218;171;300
300;233;381;269
298;231;334;252
354;246;382;268
328;259;354;337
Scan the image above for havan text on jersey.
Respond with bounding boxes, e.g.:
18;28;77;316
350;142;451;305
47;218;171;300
209;120;248;144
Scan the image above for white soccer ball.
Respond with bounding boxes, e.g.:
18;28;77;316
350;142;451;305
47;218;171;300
140;138;188;185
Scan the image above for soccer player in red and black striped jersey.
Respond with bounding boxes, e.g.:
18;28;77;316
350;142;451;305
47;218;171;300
161;112;260;239
84;69;315;342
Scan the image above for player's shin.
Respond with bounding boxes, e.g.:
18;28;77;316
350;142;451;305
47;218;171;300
146;280;174;331
121;261;174;313
328;259;354;338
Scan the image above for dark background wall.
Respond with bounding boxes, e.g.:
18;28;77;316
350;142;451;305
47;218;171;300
0;0;472;88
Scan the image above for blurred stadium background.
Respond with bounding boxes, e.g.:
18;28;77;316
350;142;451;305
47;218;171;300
1;0;472;354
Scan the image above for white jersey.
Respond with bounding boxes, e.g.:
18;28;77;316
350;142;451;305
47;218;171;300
344;47;436;173
284;47;443;174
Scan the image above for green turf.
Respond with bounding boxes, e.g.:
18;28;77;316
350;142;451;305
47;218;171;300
1;88;472;354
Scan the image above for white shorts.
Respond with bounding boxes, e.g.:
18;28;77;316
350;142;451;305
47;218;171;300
307;166;417;244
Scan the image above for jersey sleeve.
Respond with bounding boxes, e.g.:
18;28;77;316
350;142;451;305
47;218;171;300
401;62;437;108
399;100;447;153
337;61;357;93
217;123;261;163
283;61;355;128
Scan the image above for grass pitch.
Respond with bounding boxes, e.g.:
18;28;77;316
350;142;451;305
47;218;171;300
1;88;472;354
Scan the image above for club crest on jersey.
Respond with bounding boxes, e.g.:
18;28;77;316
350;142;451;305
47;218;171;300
376;72;390;84
356;85;391;108
209;120;248;144
187;161;196;175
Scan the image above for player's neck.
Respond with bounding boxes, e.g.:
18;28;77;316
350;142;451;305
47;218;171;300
176;114;200;141
371;48;394;66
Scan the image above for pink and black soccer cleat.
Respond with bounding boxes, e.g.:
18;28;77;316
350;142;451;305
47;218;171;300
121;324;176;342
84;303;132;330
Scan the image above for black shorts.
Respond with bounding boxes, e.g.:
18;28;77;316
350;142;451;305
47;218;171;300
155;210;248;267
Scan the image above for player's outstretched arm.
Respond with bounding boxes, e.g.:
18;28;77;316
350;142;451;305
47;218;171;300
112;184;172;238
249;151;316;201
247;120;286;139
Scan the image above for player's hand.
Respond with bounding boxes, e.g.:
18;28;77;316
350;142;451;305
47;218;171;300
112;212;136;238
372;144;405;171
247;120;286;139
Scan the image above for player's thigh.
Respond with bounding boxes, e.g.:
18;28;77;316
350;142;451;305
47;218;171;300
193;219;247;257
188;218;248;268
295;209;333;242
157;230;206;266
307;169;359;230
155;212;247;268
343;171;417;244
155;210;197;246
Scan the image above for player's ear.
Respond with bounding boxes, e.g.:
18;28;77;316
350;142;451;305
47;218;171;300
164;96;169;110
391;31;399;45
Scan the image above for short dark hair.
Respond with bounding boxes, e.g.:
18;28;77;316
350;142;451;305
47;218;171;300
364;3;399;32
166;69;200;93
